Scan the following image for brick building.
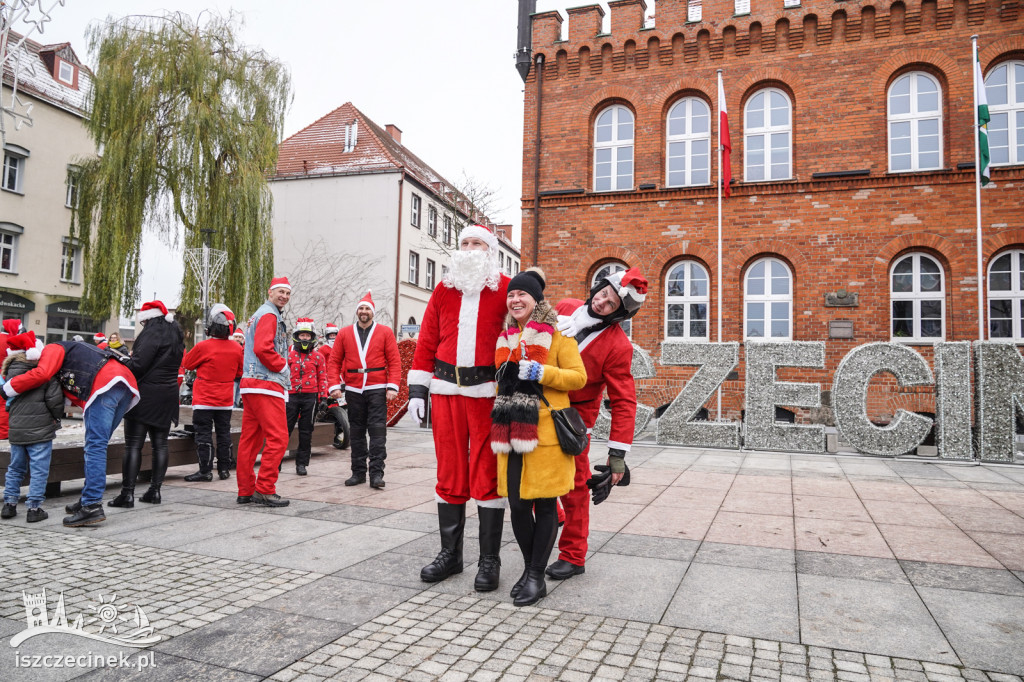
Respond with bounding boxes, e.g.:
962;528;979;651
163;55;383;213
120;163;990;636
519;0;1024;429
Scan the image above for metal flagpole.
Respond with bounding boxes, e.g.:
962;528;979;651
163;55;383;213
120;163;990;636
972;35;984;341
717;69;724;421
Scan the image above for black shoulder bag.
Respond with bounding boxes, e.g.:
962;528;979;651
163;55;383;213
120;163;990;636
537;392;588;457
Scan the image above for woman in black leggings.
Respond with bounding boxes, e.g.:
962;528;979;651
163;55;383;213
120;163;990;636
108;301;184;507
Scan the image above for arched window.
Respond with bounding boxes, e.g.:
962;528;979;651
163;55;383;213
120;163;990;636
988;250;1024;340
890;253;944;341
744;257;791;341
665;261;709;340
594;105;634;192
666;97;711;187
592;261;632;336
888;72;942;172
744;88;791;182
985;61;1024;167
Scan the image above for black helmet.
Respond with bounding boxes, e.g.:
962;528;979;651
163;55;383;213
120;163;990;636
206;303;235;339
292;317;316;352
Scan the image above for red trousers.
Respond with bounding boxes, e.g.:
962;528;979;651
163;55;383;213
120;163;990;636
431;394;499;504
237;393;288;496
556;439;592;566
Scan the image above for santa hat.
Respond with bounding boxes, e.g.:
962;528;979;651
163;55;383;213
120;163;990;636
93;333;106;343
209;303;236;328
232;329;245;340
138;300;174;323
458;224;499;252
2;319;24;336
294;317;315;335
603;267;648;314
324;323;339;336
7;330;43;361
356;290;375;315
268;276;291;293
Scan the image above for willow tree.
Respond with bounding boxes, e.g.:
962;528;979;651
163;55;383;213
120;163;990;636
72;12;291;321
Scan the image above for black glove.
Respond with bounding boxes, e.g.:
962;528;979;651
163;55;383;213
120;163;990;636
586;465;613;505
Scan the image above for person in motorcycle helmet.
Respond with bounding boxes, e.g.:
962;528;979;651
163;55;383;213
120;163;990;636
286;318;327;475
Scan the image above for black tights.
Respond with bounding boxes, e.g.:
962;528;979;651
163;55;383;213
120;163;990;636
121;417;170;491
506;452;558;571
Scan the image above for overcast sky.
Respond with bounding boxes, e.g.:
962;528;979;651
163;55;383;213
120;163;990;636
24;0;600;307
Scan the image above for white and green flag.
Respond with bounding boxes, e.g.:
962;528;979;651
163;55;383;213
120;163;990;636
976;53;991;185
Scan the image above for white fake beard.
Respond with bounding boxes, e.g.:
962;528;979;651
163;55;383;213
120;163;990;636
443;249;500;294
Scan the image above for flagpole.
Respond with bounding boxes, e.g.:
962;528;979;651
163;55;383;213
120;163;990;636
717;69;723;422
972;35;984;341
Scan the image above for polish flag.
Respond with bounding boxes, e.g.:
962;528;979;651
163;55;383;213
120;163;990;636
718;72;732;198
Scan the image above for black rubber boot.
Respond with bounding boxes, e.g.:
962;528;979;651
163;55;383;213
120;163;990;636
513;567;548;607
420;503;465;583
185;442;214;482
141;430;168;503
474;507;504;592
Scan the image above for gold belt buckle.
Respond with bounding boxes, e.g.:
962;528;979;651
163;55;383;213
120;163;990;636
455;366;463;387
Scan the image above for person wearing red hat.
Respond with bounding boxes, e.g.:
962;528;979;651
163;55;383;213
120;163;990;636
0;318;25;440
1;331;62;523
286;317;327;475
328;292;400;487
407;225;511;593
180;304;243;482
2;338;139;527
236;277;292;507
546;266;648;581
93;333;108;350
316;322;348;447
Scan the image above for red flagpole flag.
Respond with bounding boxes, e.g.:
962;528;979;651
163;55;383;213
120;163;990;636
718;72;732;198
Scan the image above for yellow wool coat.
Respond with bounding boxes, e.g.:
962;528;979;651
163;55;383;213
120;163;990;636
497;327;587;500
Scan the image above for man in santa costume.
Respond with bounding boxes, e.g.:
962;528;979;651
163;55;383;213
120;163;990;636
328;292;400;488
548;266;648;580
181;304;243;482
237;277;292;507
407;225;511;592
0;318;25;440
287;317;327;476
93;333;108;350
1;337;139;527
318;322;339;366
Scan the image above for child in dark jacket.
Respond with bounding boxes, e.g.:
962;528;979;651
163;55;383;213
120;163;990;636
1;331;64;523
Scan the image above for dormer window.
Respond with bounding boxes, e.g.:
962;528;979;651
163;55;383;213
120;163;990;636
56;59;76;87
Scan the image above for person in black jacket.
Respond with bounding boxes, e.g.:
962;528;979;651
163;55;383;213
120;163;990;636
108;300;185;508
1;331;64;523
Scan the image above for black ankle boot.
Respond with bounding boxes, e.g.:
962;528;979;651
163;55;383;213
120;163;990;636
510;568;530;599
421;503;465;583
139;487;161;504
183;470;213;482
474;507;504;592
107;490;134;508
513;568;547;607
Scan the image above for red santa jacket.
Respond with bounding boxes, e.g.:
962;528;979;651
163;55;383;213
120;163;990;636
556;299;637;453
317;341;333;368
0;331;7;439
181;338;243;409
327;323;401;394
288;347;328;395
2;344;140;412
408;275;511;399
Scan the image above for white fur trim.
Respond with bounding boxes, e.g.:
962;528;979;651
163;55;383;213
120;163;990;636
137;307;165;322
407;369;433;388
458;225;499;252
474;497;507;509
606;440;632;452
82;376;140;413
510;437;538;452
25;341;43;362
239;386;287;400
328;383;343;393
577;325;609;352
165;313;175;322
3;382;17;398
456;291;480;367
191;404;234;410
386;383;399;391
491;441;511;455
429;378;496;398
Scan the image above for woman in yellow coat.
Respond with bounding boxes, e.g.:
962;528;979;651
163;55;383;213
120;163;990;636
490;268;587;606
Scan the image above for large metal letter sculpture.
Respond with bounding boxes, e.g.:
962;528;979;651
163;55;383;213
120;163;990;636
934;342;973;460
833;343;933;456
744;342;825;453
658;342;740;449
592;343;657;441
974;342;1024;463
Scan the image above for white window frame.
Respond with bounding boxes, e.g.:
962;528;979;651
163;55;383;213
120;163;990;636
985;60;1024;167
0;227;19;273
410;194;421;227
60;239;82;284
427;205;437;237
408;251;419;285
735;0;751;14
744;88;792;182
890;253;945;342
66;166;80;208
442;215;453;246
688;0;702;22
783;0;800;7
57;59;75;85
987;249;1024;341
744;257;793;341
887;71;943;173
426;258;436;290
666;97;712;188
2;148;27;193
591;261;632;337
593;105;634;192
665;260;710;341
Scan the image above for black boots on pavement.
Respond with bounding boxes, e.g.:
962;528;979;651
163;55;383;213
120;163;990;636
420;503;465;582
474;507;504;592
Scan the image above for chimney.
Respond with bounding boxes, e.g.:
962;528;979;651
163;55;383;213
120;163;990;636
385;124;402;144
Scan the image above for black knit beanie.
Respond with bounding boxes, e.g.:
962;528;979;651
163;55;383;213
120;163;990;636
508;269;545;302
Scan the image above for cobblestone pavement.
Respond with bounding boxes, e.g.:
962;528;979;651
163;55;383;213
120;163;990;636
1;428;1024;680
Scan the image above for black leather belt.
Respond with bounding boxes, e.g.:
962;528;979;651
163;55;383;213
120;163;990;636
434;360;495;387
347;367;385;373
